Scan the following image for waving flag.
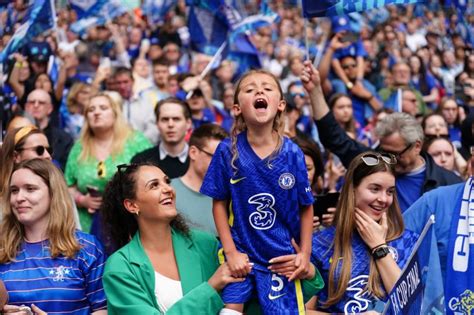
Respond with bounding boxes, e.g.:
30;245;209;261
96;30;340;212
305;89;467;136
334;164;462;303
70;0;127;35
142;0;175;26
69;0;108;20
0;0;56;63
187;0;277;76
302;0;425;18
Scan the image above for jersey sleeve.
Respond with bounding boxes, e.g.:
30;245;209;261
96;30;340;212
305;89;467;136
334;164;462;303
77;233;107;311
294;147;314;207
200;141;231;200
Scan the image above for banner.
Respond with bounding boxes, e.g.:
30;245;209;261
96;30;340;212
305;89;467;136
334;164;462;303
384;215;445;315
302;0;425;18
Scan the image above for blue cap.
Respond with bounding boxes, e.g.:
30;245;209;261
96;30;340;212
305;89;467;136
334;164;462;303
332;16;351;33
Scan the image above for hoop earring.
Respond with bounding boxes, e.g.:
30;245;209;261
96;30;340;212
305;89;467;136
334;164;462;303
135;210;140;217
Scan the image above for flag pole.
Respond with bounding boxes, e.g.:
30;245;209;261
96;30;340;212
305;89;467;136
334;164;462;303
186;41;227;100
304;18;310;61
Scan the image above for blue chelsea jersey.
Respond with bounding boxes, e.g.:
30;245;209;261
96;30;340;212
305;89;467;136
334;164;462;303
311;227;419;314
200;132;314;270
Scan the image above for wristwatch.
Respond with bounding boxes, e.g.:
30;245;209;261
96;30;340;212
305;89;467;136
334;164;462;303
372;245;390;260
346;81;354;90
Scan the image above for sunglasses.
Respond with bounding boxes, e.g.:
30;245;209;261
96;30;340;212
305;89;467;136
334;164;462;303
379;143;413;159
290;92;305;98
17;145;52;156
361;153;397;166
97;161;106;178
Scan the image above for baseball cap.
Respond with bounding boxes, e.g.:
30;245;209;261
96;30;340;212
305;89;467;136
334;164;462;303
24;41;52;63
332;16;351;33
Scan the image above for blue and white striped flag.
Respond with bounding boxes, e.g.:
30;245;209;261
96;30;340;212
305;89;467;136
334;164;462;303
142;0;175;26
70;0;127;35
302;0;425;18
69;0;107;20
0;0;56;64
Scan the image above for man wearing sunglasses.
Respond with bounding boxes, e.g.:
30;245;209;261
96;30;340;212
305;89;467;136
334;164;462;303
171;124;228;236
24;89;73;170
301;61;462;212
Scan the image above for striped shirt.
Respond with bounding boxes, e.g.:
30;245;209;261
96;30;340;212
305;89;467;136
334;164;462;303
0;231;107;314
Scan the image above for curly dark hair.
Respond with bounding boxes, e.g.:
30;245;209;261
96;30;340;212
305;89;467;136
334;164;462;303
101;162;190;250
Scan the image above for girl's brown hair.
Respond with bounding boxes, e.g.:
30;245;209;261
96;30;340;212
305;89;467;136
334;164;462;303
230;70;286;172
0;159;80;263
325;151;404;306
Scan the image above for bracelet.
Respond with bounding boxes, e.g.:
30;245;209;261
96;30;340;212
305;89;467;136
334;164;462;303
14;62;23;68
370;243;387;254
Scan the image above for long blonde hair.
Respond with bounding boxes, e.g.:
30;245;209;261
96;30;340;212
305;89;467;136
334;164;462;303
230;70;285;172
66;82;92;115
79;92;132;161
0;159;80;263
325;152;404;306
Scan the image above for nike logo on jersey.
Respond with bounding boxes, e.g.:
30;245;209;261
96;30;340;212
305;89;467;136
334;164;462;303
268;293;287;300
230;177;246;184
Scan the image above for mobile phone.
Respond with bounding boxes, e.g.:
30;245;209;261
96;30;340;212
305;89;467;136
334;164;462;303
98;57;111;69
313;192;340;220
340;32;358;43
86;185;101;197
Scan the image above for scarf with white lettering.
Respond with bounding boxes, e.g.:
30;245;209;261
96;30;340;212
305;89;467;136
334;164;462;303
446;177;474;314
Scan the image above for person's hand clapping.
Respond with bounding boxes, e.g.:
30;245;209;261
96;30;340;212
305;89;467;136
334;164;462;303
355;208;388;250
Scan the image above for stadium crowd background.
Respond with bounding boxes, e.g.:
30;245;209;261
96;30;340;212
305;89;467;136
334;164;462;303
0;0;473;313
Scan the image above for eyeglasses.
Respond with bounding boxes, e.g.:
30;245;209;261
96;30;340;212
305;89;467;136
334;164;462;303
380;143;413;159
195;146;214;157
16;145;53;156
361;153;397;166
97;161;106;178
342;64;357;70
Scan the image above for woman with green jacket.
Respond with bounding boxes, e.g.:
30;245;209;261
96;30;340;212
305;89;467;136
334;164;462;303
101;163;323;314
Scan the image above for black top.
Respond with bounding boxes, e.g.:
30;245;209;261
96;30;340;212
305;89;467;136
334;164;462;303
43;123;73;171
315;112;462;193
131;146;189;179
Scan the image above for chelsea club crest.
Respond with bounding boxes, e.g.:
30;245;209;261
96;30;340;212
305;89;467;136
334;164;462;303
279;173;295;189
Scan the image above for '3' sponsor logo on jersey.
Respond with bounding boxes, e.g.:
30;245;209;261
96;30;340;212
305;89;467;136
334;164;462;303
248;193;277;230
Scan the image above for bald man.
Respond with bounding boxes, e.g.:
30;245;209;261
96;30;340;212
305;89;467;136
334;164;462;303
24;89;73;169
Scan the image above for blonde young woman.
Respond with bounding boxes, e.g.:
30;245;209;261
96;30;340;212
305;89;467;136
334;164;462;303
65;92;152;234
306;152;418;314
0;159;107;314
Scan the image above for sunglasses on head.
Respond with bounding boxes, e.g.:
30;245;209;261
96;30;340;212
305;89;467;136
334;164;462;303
361;153;397;166
17;145;52;156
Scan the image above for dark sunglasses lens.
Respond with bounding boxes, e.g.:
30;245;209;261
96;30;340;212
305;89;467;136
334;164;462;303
35;146;45;155
362;156;379;166
380;154;396;164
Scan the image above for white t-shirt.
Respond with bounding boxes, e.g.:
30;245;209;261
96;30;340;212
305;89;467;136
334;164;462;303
154;271;183;312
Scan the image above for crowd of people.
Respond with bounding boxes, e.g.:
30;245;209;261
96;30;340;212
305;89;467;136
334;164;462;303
0;0;473;314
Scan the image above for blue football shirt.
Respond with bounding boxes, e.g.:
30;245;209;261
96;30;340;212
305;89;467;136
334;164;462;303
201;132;314;270
0;231;107;314
311;226;419;314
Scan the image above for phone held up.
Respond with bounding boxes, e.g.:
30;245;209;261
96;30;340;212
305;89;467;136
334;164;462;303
313;192;340;221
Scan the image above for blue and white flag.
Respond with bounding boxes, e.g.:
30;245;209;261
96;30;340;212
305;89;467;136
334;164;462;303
445;177;474;315
302;0;425;18
70;0;127;35
69;0;107;20
142;0;175;26
384;215;445;315
0;0;56;64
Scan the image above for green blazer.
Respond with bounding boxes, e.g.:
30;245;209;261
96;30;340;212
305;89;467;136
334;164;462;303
103;229;324;314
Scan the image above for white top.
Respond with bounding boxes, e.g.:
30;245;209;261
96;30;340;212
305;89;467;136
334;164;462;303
154;271;183;312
